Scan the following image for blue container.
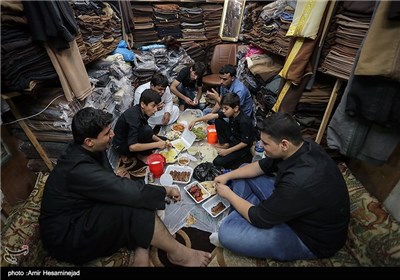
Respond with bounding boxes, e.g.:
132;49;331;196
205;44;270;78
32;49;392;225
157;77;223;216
255;140;264;153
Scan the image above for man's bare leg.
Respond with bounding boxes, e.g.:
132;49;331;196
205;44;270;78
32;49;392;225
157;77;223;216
150;215;211;267
132;247;150;267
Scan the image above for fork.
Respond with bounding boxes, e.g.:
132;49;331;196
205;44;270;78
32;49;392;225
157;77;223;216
174;148;184;159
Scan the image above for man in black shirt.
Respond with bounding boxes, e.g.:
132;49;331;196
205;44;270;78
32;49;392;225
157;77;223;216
214;112;350;260
188;93;254;169
170;62;206;111
39;107;211;266
112;89;169;163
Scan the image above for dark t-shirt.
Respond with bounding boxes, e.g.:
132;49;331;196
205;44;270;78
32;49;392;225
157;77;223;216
217;111;254;146
176;66;203;88
249;139;350;258
112;105;150;155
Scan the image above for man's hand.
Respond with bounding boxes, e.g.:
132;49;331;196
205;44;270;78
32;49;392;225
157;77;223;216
205;89;218;101
184;96;195;106
214;173;229;185
162;112;171;125
216;148;229;157
157;140;168;149
165;186;181;202
188;120;197;130
157;102;165;111
215;182;232;200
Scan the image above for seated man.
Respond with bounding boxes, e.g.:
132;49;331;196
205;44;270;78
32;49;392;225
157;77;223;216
170;62;206;111
134;73;179;128
204;64;254;118
188;93;254;169
39;107;211;266
214;112;350;260
113;89;168;162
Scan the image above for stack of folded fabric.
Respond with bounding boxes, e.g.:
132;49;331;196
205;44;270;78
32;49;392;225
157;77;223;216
132;4;159;43
153;4;181;39
180;6;206;40
318;3;373;80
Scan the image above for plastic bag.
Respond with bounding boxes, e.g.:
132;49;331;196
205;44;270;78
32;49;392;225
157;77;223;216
193;162;223;182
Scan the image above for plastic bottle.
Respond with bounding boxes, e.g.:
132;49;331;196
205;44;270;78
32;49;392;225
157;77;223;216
253;140;264;162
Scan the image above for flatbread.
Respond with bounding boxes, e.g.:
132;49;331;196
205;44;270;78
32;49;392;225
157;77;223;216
186;214;196;226
201;181;216;196
159;149;178;163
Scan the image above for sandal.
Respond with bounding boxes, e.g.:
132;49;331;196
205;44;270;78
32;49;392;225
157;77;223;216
121;157;138;171
129;166;147;178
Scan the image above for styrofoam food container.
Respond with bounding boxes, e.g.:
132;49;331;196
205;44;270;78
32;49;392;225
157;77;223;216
202;195;230;218
165;165;193;184
184;181;211;204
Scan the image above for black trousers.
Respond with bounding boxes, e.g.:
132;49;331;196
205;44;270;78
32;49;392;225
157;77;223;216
213;118;250;169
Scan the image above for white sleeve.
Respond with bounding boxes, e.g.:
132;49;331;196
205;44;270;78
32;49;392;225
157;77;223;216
134;83;149;105
163;87;173;113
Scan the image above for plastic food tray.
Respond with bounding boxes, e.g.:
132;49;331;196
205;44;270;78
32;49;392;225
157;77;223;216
202;195;230;218
184;181;211;204
164;165;193;184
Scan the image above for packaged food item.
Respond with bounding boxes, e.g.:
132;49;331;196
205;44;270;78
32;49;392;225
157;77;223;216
148;171;154;183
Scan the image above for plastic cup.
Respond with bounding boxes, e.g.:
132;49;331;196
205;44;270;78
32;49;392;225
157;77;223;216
207;125;218;144
207;131;218;144
149;161;164;178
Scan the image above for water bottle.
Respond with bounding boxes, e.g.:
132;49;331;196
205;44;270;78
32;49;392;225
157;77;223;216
253;140;264;162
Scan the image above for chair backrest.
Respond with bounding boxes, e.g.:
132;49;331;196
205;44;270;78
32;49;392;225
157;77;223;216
210;44;238;74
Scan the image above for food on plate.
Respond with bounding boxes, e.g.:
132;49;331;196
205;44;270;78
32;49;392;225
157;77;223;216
159;149;178;163
201;181;216;195
187;183;209;202
178;156;190;166
172;140;185;152
211;202;226;216
171;123;185;133
169;170;191;182
192;127;206;141
165;131;181;141
197;145;218;162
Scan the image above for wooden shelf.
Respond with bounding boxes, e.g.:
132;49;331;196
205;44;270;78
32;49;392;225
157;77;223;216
1;92;54;171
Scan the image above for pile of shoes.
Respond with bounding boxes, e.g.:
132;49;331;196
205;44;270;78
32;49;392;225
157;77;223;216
118;157;148;178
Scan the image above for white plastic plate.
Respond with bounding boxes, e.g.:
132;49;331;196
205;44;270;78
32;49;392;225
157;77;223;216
184;181;211;204
164;165;193;184
202;195;230;218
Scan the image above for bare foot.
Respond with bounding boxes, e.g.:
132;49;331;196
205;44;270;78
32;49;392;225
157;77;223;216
121;156;132;164
167;247;212;267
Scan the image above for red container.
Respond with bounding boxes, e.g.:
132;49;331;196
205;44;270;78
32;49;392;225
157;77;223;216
207;125;218;144
147;153;166;178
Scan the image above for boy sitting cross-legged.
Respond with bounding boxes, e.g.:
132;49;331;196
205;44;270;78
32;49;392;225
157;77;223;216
188;92;254;169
